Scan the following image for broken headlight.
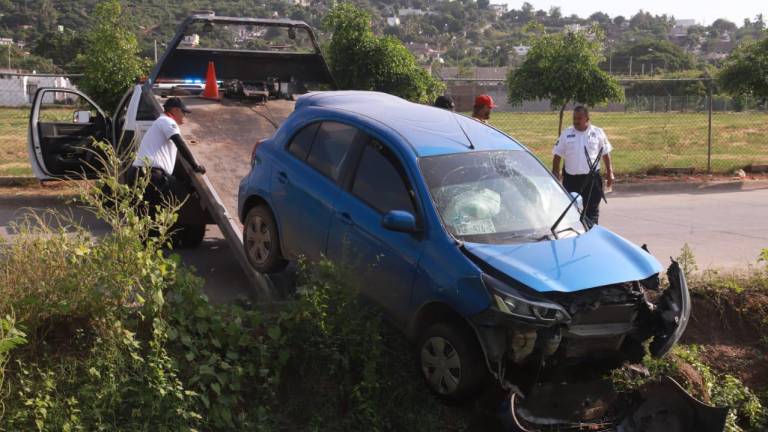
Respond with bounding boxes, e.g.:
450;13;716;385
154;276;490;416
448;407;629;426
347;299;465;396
482;274;571;324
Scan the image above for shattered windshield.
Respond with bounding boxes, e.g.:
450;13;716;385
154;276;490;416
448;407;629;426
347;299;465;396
181;22;316;53
419;151;583;244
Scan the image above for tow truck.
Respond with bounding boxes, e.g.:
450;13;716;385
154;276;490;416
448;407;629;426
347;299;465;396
27;13;335;297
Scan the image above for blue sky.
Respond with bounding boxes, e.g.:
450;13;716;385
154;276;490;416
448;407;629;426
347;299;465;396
503;1;768;26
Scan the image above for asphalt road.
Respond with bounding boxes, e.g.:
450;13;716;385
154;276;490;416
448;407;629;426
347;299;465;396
1;185;767;300
601;186;768;270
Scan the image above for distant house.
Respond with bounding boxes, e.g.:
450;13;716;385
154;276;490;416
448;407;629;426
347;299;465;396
564;24;584;33
406;42;443;63
386;16;400;27
0;38;13;46
490;4;507;17
670;19;696;38
512;45;530;56
398;8;429;17
0;70;75;106
180;34;200;48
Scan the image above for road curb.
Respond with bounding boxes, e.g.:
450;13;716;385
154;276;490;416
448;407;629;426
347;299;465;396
0;177;38;187
612;179;768;196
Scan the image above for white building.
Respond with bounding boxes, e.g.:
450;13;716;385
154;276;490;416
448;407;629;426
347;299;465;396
386;16;401;27
180;34;200;48
670;19;696;37
0;71;74;106
512;45;530;56
490;4;507;17
398;8;428;17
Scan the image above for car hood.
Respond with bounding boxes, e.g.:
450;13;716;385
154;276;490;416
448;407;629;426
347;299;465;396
463;226;663;293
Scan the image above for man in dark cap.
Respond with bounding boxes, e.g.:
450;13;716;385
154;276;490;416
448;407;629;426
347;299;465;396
129;97;206;220
434;95;455;111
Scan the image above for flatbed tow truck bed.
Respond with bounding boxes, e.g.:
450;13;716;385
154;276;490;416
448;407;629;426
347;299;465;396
168;96;296;298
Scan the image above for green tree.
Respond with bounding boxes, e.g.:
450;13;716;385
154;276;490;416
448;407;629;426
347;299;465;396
323;3;444;103
75;0;150;113
507;28;623;134
718;34;768;102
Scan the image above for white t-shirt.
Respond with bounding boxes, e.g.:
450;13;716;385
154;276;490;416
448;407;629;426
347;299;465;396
133;115;180;174
552;124;613;175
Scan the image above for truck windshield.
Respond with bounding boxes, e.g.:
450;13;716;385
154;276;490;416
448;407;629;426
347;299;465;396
181;22;316;53
419;150;584;244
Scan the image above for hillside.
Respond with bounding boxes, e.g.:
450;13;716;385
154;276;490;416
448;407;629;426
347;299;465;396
0;0;765;73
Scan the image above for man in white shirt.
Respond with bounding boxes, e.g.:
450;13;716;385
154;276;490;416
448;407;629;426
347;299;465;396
129;97;205;219
551;106;614;225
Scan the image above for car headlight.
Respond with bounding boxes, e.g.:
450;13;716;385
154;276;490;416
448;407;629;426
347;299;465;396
482;274;570;324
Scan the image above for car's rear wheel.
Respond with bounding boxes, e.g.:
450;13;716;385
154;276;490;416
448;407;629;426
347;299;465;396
418;322;485;402
243;205;287;274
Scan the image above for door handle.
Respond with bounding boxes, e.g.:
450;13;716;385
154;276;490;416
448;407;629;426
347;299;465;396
277;171;288;184
339;212;354;226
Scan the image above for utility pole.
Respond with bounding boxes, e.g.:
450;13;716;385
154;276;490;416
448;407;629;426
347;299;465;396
609;53;612;74
629;56;633;76
641;63;645;75
154;40;158;63
7;44;10;71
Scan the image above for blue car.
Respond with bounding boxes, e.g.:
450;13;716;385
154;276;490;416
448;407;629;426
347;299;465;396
238;91;689;400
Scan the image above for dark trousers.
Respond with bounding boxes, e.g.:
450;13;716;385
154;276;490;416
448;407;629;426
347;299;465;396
563;171;603;225
126;166;190;220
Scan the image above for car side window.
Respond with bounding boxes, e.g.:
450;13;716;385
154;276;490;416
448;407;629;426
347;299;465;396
352;139;416;215
286;122;319;161
307;122;358;181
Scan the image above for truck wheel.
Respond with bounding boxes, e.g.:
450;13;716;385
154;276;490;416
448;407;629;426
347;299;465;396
171;224;206;248
418;322;485;402
243;205;287;274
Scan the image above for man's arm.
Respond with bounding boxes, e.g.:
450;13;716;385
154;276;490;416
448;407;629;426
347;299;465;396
552;155;562;181
170;134;206;174
602;153;613;188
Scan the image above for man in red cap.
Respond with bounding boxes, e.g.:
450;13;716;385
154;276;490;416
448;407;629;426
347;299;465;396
472;94;496;124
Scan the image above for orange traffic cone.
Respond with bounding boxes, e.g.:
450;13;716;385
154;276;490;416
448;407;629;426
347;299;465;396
202;61;220;100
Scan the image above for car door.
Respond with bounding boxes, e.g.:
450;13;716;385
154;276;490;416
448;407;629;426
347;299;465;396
28;88;111;180
271;121;364;261
326;137;425;326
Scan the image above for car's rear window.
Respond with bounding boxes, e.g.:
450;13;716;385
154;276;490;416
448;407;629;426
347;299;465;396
306;122;358;181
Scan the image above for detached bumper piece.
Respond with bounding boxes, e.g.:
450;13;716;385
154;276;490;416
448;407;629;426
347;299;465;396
505;376;728;432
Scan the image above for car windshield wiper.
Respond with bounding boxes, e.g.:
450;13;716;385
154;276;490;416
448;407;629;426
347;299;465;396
550;147;603;239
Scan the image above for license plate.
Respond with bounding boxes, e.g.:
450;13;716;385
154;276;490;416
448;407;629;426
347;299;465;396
455;219;495;235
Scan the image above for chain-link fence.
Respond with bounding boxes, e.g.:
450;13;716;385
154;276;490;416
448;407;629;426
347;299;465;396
0;72;80;176
0;72;78;106
445;78;768;174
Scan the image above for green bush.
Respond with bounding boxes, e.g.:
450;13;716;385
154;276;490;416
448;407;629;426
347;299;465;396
323;3;445;104
0;144;459;430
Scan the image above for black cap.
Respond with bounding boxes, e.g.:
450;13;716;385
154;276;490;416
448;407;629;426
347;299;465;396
434;95;455;111
163;97;191;113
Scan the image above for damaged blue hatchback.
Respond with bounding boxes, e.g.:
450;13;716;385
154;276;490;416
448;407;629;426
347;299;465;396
237;91;690;402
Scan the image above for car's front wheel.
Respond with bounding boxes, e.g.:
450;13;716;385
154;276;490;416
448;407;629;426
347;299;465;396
418;322;485;402
243;205;287;274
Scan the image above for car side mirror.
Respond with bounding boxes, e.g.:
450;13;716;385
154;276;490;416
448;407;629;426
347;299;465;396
381;210;418;233
570;192;584;212
73;110;91;124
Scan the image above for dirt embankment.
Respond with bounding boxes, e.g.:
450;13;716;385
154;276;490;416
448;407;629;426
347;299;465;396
682;291;768;391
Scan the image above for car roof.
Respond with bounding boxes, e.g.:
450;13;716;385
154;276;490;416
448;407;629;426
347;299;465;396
295;91;525;157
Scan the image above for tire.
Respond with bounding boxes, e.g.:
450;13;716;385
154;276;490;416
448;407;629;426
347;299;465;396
418;321;486;402
171;224;206;248
243;205;287;274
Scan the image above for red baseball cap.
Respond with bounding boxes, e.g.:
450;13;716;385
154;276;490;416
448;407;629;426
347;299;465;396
474;94;497;109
